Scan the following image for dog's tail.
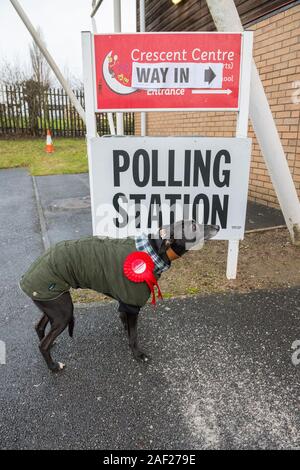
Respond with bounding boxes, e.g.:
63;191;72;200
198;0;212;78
68;315;75;338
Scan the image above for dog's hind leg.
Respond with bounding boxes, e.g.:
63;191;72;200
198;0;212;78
33;292;74;372
35;314;49;341
39;316;70;372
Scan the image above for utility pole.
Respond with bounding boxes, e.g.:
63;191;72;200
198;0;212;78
206;0;300;244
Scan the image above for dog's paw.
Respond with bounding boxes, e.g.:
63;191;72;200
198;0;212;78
50;362;66;373
134;351;150;363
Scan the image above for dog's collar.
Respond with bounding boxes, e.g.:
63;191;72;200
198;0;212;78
135;234;170;275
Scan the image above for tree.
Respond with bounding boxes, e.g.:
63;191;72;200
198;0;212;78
0;57;30;86
29;27;52;88
23;27;53;135
0;28;83;136
63;64;84;90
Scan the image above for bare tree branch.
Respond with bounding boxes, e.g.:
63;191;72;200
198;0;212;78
29;26;52;88
0;57;30;86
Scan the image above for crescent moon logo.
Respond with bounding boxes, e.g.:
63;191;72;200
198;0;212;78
102;50;137;95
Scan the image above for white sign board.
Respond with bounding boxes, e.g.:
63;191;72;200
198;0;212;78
89;136;251;240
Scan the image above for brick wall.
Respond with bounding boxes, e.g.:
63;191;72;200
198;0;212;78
135;5;300;208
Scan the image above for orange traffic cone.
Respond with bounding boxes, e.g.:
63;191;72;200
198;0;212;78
45;130;54;153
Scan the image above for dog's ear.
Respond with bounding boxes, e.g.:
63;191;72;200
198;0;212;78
150;228;172;257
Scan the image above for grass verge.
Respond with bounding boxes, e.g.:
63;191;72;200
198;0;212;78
0;138;88;176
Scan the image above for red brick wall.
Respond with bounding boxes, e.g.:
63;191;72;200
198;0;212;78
135;5;300;208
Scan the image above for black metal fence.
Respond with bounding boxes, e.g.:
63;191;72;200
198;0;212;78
0;85;135;137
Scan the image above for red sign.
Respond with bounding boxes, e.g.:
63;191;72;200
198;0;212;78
93;33;242;112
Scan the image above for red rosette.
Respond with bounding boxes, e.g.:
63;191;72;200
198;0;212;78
123;251;163;305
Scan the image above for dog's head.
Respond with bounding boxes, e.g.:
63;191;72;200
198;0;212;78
149;219;220;260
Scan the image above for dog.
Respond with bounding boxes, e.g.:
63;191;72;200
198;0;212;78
20;220;219;372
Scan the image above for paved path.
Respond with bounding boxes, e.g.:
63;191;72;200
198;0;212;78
34;173;92;246
0;169;298;450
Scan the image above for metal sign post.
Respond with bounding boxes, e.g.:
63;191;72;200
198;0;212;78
114;0;124;136
139;0;147;137
91;0;115;135
227;31;253;279
82;32;98;234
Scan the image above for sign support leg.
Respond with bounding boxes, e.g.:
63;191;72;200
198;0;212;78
90;4;116;136
139;0;147;137
226;240;239;279
114;0;124;135
226;31;253;279
82;32;98;234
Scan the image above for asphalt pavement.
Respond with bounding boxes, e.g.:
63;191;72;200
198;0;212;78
33;173;92;247
0;168;299;450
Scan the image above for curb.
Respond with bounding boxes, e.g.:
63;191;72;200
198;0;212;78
32;176;50;251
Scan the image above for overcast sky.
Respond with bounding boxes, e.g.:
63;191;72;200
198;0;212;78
0;0;136;81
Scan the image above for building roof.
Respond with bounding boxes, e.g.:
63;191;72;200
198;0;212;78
139;0;298;32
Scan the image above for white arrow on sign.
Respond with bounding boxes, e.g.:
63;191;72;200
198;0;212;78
192;89;232;95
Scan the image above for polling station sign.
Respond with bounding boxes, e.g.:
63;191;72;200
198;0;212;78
93;33;242;111
89;137;251;240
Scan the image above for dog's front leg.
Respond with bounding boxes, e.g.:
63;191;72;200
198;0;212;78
119;311;128;332
125;313;149;362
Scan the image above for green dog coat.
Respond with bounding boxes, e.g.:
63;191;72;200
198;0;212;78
20;237;156;307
